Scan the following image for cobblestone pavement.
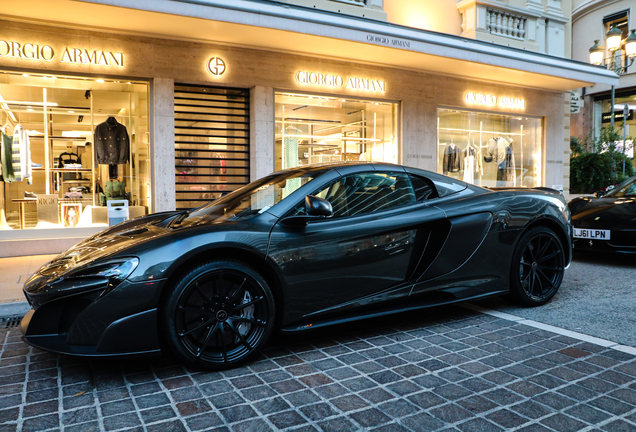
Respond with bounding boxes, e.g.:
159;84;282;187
2;305;636;432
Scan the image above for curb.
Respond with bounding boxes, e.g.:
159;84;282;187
461;303;636;356
0;301;30;319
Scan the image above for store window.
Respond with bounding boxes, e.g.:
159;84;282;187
595;93;635;157
274;92;398;170
437;108;543;188
0;71;149;230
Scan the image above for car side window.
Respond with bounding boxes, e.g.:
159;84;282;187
409;174;439;201
291;172;417;218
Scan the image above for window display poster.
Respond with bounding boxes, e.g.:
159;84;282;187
61;203;81;227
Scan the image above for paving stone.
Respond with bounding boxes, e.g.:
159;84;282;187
252;396;290;416
136;392;170;409
146;420;187;432
349;407;392;428
140;406;177;424
510;400;552;419
565;403;611;424
486;408;530;429
62;407;99;425
103;412;141;431
300;402;338;421
588;395;634;415
219;404;258;423
22;413;59;432
430;403;473;423
457;395;498;414
457;417;505;432
378;399;418;418
268;410;307;429
540;413;587;432
101;399;135;417
317;416;358;432
184;412;224;431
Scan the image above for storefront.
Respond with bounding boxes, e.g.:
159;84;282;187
588;88;635;158
0;18;586;256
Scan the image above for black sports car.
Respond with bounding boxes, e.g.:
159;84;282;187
22;162;572;369
568;175;636;253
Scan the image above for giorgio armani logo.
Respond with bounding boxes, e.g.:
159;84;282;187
207;57;226;76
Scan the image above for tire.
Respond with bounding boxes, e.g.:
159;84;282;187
509;226;565;307
160;260;275;370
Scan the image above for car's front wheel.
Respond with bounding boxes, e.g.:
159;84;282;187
509;226;565;307
161;260;275;370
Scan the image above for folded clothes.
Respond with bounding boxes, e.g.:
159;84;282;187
64;191;83;199
64;163;83;169
31;162;43;168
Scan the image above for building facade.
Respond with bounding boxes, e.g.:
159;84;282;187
571;0;635;148
0;0;616;256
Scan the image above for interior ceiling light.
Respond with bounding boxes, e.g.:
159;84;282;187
97;79;105;83
4;101;58;106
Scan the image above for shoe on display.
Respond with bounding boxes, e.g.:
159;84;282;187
24;191;38;199
31;162;43;168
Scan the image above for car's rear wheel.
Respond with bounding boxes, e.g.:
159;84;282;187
509;226;565;306
161;260;275;370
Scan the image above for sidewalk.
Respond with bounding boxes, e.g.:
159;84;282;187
0;254;57;316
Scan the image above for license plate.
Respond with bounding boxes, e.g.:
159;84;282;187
573;228;610;240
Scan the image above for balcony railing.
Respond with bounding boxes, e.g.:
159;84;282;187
486;8;526;40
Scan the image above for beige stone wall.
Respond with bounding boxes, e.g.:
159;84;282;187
0;19;568;212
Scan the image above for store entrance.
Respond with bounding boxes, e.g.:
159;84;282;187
0;72;149;230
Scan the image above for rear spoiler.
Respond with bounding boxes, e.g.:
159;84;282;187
487;186;564;196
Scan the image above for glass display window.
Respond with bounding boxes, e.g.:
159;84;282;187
437;108;543;188
596;94;635;158
0;71;150;230
274;92;398;171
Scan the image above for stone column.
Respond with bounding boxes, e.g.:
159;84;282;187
250;87;275;182
151;78;175;212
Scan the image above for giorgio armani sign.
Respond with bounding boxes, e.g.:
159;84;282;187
0;40;124;67
295;71;386;93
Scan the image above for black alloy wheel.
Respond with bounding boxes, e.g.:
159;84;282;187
509;226;565;306
161;260;275;370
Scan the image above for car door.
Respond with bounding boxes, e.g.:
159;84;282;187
267;170;446;327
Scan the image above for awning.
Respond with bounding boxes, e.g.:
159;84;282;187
2;0;619;91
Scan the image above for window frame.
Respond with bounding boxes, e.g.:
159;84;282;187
286;171;430;220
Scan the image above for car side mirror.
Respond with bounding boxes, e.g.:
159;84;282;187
594;191;604;197
305;195;333;217
280;195;333;226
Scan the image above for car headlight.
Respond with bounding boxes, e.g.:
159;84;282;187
69;257;140;287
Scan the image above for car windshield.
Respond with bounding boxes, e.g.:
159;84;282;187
174;169;328;227
605;177;636;198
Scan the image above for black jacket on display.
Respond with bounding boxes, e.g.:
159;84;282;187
442;144;461;174
94;117;129;165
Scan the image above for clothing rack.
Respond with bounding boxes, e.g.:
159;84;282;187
437;118;524;188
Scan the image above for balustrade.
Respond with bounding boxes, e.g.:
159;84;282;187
486;8;526;40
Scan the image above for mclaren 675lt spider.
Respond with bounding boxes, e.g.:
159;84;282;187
22;162;572;370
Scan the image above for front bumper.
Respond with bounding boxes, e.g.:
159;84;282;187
21;278;167;357
572;234;636;254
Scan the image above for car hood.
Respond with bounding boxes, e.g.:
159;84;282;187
31;211;181;283
569;196;636;229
